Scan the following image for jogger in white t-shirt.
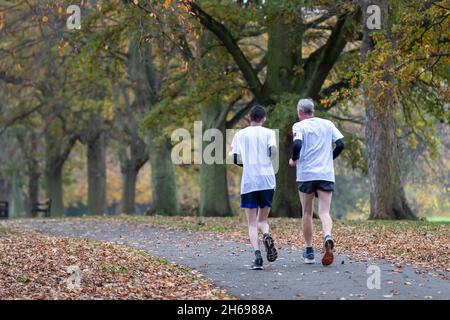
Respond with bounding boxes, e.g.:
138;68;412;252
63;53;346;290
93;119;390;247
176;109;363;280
289;99;345;266
230;106;278;270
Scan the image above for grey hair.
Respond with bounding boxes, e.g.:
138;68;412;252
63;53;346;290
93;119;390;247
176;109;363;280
297;98;314;114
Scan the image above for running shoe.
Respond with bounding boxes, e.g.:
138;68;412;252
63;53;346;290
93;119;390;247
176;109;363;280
322;235;335;266
302;247;315;264
251;250;264;270
263;233;278;262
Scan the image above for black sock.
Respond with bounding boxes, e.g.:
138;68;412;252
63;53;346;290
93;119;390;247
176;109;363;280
255;250;262;257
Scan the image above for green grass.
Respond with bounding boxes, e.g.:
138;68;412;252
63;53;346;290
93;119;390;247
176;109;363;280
178;267;191;275
136;249;149;257
426;216;450;223
157;258;173;266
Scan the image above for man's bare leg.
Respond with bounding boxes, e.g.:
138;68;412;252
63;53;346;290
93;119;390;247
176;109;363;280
245;208;260;250
299;191;315;247
317;190;333;237
258;206;278;262
317;190;335;266
257;206;270;234
245;208;264;269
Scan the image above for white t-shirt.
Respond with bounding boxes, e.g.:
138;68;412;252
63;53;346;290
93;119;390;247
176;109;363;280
230;126;277;195
292;117;344;182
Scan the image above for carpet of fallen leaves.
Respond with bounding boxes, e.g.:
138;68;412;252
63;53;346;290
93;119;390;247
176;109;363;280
0;227;232;300
113;215;450;273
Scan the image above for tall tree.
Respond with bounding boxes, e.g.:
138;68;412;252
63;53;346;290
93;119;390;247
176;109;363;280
127;32;180;216
44;120;79;216
195;31;238;217
359;0;414;219
358;0;448;219
15;128;42;217
114;83;149;215
84;130;108;215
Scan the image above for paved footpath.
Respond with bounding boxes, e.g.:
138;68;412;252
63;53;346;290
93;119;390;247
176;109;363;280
8;219;449;300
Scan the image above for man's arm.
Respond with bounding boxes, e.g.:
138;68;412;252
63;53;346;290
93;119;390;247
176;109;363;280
230;133;242;167
333;138;345;159
290;123;302;166
292;139;302;161
289;139;302;167
233;153;243;167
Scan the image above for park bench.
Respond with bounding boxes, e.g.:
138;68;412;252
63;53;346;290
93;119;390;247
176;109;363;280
32;199;52;218
0;201;8;219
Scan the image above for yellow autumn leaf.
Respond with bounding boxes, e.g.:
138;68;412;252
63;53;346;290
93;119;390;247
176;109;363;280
42;16;48;23
58;41;69;57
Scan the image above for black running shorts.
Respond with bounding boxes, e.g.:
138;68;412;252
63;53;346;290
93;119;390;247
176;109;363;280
297;180;335;195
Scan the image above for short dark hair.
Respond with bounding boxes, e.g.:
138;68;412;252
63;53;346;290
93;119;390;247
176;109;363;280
250;105;266;122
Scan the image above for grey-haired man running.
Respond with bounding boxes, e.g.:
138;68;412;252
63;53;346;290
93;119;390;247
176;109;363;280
289;99;345;266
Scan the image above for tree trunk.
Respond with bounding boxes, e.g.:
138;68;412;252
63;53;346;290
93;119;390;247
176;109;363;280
44;122;78;217
199;100;233;217
119;138;148;215
87;133;107;215
365;103;415;219
271;133;301;217
26;136;40;217
127;39;176;215
199;163;232;217
360;0;415;220
148;135;179;215
28;163;40;217
267;13;303;217
0;179;11;202
9;172;24;217
121;163;139;215
45;130;64;217
45;163;64;217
